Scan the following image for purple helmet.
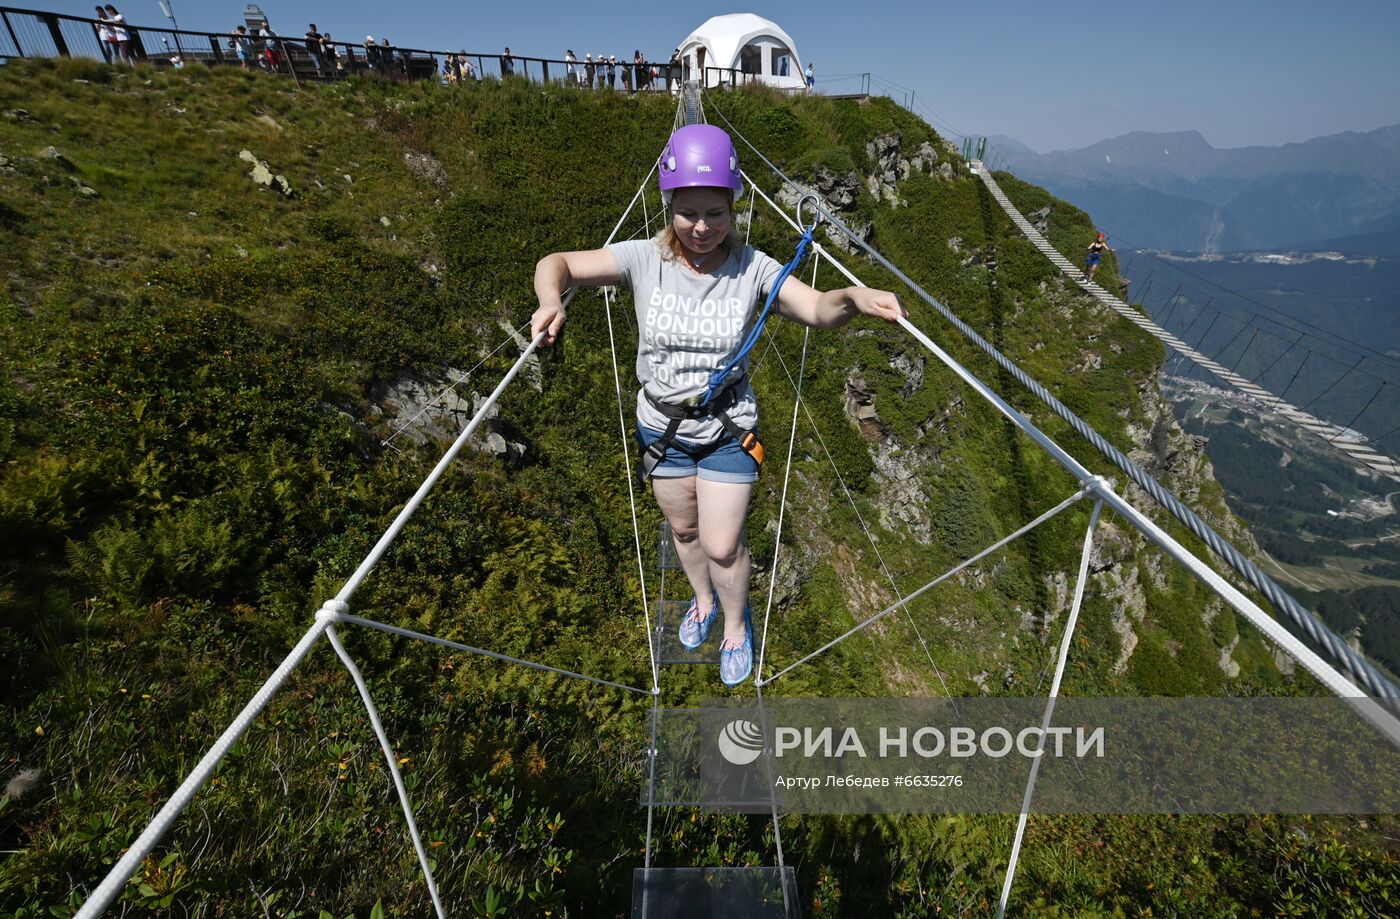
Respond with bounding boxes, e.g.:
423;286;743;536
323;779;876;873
658;124;744;206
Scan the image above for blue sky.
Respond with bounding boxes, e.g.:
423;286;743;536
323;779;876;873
39;0;1400;151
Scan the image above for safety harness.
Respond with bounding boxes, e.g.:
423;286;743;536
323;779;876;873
638;220;818;482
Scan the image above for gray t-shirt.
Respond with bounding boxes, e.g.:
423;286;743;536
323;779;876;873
609;238;785;441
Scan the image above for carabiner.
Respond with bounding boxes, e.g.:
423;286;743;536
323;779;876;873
795;192;825;236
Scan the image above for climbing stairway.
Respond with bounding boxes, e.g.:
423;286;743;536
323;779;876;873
972;161;1400;483
683;80;703;127
636;522;800;918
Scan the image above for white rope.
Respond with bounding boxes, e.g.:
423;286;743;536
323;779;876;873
760;318;955;696
753;680;789;883
382;320;533;447
755;254;820;684
755;322;810;684
326;625;446;919
736;180;957;695
335;334;545;602
743;175;758;246
603;286;660;693
757;253;956;701
337;612;653;696
643;692;661;870
760;486;1091;687
74;610;335;919
750;311;804;894
996;499;1102;919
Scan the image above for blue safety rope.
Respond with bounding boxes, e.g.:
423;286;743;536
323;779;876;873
701;221;817;406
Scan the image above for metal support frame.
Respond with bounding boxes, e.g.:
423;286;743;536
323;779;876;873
1;10;21;56
40;11;63;56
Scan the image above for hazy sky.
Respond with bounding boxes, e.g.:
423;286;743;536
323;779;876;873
37;0;1400;151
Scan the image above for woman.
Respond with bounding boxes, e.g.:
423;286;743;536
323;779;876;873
531;124;905;686
94;7;115;64
230;26;253;70
1085;232;1114;281
103;5;131;65
377;38;394;77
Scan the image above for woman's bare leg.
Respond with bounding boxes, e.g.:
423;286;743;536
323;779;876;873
695;478;754;646
650;476;716;618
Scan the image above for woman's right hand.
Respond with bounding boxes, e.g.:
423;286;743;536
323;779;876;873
531;301;567;346
531;249;619;345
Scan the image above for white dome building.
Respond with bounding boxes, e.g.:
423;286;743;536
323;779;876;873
676;13;806;91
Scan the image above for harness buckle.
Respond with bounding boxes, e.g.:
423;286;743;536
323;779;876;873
739;431;765;466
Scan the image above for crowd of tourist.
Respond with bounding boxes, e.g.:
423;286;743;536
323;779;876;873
78;5;703;89
222;20;468;81
220;19;683;90
555;48;678;92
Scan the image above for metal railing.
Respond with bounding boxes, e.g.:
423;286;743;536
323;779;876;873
0;5;749;93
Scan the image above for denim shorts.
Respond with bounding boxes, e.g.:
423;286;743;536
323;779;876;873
636;425;760;484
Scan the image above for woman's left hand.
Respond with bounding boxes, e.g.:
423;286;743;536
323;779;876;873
850;287;907;323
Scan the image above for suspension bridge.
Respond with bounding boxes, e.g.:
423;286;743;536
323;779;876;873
68;81;1400;919
971;161;1400;483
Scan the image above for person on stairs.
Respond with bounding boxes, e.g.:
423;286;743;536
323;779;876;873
1085;232;1114;282
531;124;905;686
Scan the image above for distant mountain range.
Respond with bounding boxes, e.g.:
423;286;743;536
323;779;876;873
988;124;1400;254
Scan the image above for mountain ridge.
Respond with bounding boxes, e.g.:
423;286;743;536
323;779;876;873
990;122;1400;251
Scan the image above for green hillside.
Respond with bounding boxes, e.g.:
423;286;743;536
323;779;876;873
1;58;1395;916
